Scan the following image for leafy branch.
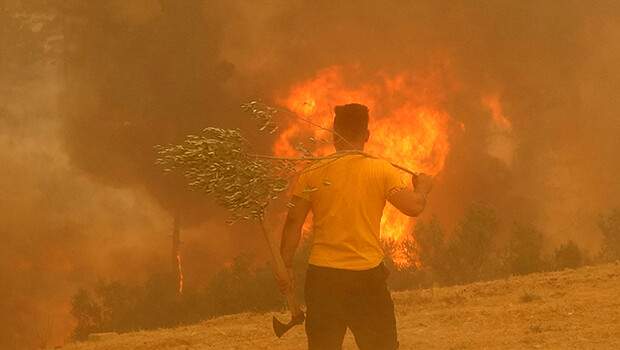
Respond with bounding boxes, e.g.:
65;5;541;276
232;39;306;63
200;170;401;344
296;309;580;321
154;101;416;224
155;127;296;224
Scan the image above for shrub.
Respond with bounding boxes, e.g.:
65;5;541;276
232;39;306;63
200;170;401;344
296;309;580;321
505;223;545;275
599;209;620;261
134;273;188;329
519;291;541;303
443;204;498;284
70;289;102;340
96;281;141;332
384;207;504;288
553;240;584;270
204;254;282;316
71;254;286;339
414;216;446;274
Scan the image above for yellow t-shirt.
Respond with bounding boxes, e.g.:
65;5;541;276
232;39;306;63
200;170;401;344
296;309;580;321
292;153;408;270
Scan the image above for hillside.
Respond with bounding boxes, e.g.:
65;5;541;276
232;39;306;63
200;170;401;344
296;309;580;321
63;263;620;349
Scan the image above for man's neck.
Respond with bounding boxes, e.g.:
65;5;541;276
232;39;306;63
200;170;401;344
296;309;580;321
335;141;365;152
335;146;364;152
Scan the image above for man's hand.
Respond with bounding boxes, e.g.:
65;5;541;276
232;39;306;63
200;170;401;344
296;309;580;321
275;267;295;295
388;173;433;217
412;173;433;195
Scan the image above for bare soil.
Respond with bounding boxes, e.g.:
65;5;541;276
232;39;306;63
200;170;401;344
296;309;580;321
63;263;620;349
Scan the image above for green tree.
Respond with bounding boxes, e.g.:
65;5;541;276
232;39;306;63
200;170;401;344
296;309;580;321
70;254;291;339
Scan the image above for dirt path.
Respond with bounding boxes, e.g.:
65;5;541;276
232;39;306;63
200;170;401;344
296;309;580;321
63;263;620;349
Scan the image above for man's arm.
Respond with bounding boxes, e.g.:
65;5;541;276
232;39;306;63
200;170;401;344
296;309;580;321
280;195;311;268
387;173;433;217
275;195;310;294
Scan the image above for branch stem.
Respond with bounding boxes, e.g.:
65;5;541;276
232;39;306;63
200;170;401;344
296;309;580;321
248;150;418;176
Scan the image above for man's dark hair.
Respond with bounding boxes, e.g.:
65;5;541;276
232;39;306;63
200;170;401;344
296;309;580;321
333;103;369;142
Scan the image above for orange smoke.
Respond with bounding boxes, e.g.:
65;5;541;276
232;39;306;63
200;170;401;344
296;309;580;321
482;94;512;131
274;66;453;267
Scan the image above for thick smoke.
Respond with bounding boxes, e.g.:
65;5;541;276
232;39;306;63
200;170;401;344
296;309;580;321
228;0;620;247
2;0;620;347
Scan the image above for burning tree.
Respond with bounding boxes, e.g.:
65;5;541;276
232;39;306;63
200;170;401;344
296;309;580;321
275;66;452;248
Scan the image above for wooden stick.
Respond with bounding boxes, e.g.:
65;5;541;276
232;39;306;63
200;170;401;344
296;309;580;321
249;150;419;177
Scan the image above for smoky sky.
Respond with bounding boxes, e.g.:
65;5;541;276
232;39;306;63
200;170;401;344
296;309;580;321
2;0;620;348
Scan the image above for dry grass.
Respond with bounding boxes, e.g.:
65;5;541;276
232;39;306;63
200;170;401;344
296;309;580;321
62;264;620;349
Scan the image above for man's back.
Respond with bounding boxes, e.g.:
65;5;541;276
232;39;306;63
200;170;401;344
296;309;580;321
278;103;433;349
293;153;406;270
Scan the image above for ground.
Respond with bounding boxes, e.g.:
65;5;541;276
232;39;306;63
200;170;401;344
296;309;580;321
63;263;620;350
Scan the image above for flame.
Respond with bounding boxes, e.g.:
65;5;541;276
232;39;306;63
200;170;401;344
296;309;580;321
274;66;452;267
176;253;184;294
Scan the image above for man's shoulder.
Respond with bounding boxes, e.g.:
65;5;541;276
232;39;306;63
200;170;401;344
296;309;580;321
365;157;393;172
300;154;390;177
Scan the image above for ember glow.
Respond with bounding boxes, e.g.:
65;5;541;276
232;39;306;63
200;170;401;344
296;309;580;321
274;66;453;267
176;253;184;294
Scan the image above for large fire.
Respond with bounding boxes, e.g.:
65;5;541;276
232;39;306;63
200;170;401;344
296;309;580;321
274;66;453;267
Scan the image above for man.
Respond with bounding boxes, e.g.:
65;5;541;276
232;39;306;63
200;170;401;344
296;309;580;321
277;103;433;350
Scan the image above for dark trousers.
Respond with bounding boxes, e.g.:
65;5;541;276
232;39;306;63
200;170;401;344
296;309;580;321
304;263;398;350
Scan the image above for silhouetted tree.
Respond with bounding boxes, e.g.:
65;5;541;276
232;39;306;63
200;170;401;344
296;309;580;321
135;273;184;329
553;240;584;270
444;204;498;284
204;254;282;316
599;209;620;261
505;223;545;275
70;289;102;340
96;281;141;332
413;216;447;283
